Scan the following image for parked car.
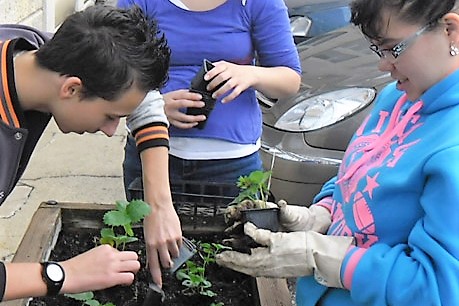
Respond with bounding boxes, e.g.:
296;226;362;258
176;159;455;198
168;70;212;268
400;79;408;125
285;0;352;43
259;24;392;206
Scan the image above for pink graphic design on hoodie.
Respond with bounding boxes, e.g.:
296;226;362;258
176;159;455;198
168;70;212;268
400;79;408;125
329;95;423;243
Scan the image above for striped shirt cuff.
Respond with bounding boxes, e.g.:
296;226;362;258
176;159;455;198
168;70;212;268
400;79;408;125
133;123;169;152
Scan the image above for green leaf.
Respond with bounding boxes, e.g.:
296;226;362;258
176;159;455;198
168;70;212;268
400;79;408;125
85;300;101;306
65;292;94;301
123;224;134;237
126;199;151;223
182;279;195;288
202;289;217;297
115;200;129;212
99;237;114;246
103;210;131;227
100;227;116;238
176;270;190;281
212;243;231;252
233;170;272;204
113;235;138;245
248;170;264;183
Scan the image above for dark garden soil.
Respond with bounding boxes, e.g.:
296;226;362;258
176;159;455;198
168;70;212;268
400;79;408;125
29;225;258;306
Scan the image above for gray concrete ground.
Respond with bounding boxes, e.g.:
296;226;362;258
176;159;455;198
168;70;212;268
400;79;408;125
0;118;128;262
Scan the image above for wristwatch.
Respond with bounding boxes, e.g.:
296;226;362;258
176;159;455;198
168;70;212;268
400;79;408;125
41;261;65;296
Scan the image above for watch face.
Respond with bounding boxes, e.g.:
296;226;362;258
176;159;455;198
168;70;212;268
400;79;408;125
46;263;64;282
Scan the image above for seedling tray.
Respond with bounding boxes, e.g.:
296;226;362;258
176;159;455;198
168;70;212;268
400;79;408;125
4;200;292;306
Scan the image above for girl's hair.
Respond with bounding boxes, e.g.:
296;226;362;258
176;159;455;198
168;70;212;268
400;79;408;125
350;0;457;40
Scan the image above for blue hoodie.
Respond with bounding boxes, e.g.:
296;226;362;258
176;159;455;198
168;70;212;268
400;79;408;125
297;69;459;306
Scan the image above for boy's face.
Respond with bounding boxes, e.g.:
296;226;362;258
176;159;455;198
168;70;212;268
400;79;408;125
53;86;146;136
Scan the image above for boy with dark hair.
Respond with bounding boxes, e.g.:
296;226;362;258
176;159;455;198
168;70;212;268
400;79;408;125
0;4;181;301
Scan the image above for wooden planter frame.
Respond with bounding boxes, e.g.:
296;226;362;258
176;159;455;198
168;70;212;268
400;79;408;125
3;202;292;306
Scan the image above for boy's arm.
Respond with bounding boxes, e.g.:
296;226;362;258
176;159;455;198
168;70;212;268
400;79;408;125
140;146;182;286
127;91;182;286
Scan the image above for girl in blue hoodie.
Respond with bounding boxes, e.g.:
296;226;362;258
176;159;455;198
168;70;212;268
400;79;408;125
217;0;459;305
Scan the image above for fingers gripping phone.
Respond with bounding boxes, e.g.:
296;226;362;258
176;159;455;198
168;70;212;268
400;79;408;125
186;59;219;129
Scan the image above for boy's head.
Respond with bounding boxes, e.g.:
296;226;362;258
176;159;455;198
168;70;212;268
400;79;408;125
36;4;170;100
33;5;170;135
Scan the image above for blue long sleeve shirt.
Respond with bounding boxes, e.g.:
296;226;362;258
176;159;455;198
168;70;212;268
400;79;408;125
117;0;301;144
298;69;459;305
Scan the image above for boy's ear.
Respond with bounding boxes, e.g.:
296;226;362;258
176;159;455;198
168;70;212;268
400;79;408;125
60;76;82;99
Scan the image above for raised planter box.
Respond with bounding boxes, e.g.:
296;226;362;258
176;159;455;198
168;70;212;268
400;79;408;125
3;201;292;306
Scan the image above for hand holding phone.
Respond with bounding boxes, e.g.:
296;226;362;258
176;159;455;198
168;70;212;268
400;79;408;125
186;59;218;129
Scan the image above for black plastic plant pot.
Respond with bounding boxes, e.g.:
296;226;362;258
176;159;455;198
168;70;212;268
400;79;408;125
241;207;280;232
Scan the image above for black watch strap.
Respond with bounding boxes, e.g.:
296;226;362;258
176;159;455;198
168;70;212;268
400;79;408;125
40;261;65;296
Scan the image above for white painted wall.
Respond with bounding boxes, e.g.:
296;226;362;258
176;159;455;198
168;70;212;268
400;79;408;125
0;0;95;31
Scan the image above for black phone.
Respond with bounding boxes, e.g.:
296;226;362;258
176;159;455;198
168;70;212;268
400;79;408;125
186;59;217;129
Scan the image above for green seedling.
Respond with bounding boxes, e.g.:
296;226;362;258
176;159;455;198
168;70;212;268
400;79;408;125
66;199;151;306
232;170;272;207
176;241;231;303
99;199;151;250
65;292;115;306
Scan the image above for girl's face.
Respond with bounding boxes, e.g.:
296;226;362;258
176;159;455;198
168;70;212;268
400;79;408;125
372;13;458;101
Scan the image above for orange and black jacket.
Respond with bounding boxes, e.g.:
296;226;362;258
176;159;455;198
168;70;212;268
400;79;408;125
0;24;51;302
0;25;52;207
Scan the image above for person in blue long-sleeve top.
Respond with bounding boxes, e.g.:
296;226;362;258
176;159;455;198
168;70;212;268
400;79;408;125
217;0;459;305
118;0;302;287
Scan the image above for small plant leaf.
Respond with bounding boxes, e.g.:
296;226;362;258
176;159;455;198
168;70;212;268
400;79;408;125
126;199;151;223
202;289;217;297
103;210;131;227
176;270;190;281
115;200;129;212
123;224;135;237
233;170;272;204
85;300;101;306
100;227;116;238
65;292;94;301
114;235;138;245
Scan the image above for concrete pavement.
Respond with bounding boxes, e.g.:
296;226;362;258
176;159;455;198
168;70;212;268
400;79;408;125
0;118;129;262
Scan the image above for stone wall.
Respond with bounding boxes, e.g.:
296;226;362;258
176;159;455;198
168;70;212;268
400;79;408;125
0;0;45;29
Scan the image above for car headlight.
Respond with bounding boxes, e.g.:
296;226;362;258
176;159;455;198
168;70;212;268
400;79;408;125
274;87;376;132
290;16;312;38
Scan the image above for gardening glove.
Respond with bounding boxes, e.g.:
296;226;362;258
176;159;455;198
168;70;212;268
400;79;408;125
276;200;331;233
224;199;269;224
216;222;354;288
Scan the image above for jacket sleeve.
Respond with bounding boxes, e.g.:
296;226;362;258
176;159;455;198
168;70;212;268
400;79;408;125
340;146;459;306
126;90;169;153
313;176;338;204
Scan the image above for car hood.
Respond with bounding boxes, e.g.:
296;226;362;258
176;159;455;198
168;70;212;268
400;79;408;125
261;24;392;126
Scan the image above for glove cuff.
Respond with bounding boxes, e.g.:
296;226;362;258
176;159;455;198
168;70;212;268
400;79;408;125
306;231;354;288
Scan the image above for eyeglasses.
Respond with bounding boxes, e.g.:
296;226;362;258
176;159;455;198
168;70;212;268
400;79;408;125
369;24;429;60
